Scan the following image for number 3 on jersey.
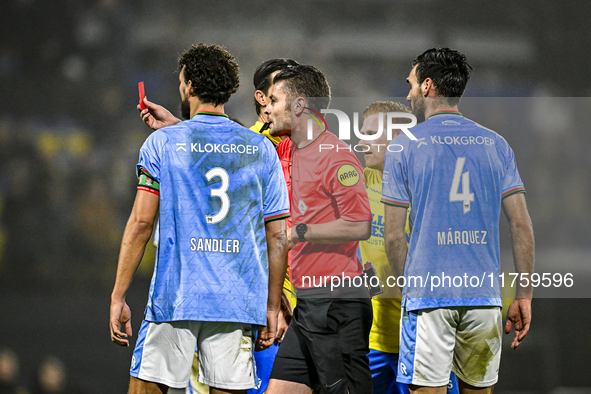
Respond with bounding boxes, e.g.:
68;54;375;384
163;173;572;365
449;157;474;214
205;167;230;224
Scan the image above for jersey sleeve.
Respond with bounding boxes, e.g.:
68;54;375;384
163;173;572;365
136;130;167;182
381;140;410;208
262;141;290;223
500;142;526;199
326;154;371;222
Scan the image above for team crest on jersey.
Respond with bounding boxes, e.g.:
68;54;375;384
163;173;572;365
298;200;308;215
442;120;460;125
337;164;359;187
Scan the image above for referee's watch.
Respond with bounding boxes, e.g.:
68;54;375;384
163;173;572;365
296;223;308;243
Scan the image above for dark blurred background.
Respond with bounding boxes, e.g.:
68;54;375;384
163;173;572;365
1;0;590;392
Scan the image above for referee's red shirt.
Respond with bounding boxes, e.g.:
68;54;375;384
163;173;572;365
290;131;371;289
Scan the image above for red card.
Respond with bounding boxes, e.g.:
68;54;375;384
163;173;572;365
138;82;146;110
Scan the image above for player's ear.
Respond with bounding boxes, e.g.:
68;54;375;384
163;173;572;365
293;97;306;116
422;78;433;97
254;90;267;106
186;79;194;96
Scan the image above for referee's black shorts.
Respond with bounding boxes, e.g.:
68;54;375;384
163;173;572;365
270;286;373;394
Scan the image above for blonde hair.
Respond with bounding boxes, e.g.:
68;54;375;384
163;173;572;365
363;101;411;121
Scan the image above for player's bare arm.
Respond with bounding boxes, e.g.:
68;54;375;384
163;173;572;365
110;190;159;347
290;218;370;248
502;192;535;350
257;219;289;351
384;204;408;279
137;97;181;130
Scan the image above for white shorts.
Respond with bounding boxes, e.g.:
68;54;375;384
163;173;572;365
130;320;256;389
397;305;502;388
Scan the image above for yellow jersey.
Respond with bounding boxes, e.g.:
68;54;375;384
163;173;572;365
250;121;283;146
359;168;402;353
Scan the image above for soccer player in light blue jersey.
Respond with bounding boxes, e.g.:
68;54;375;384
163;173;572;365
137;57;300;394
110;44;290;394
383;48;534;394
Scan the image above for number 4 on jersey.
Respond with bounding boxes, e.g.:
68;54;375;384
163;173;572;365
449;157;474;214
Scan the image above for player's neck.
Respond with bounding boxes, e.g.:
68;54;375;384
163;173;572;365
190;100;225;117
423;100;459;120
291;121;324;148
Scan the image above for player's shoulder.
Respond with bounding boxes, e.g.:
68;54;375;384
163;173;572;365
157;119;192;137
461;117;515;154
323;130;348;145
249;121;264;133
323;131;361;163
142;127;170;150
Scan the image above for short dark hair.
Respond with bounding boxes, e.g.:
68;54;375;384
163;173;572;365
253;58;299;115
177;44;239;107
412;48;473;106
272;65;331;112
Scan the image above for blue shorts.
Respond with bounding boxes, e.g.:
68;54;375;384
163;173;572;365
369;349;459;394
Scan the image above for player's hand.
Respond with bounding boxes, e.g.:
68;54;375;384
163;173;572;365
110;299;132;347
504;298;532;349
255;309;280;351
137;97;181;130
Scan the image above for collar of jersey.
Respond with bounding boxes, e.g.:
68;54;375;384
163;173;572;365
191;111;229;119
427;110;462;120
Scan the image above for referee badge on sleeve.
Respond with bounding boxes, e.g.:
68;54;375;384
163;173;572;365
337;164;359;187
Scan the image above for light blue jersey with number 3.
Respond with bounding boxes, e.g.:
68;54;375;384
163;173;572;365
137;114;289;325
382;112;525;311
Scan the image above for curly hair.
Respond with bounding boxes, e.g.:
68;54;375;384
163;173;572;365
177;44;240;106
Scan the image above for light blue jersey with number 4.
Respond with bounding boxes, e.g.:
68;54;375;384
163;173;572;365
382;112;525;311
137;114;289;324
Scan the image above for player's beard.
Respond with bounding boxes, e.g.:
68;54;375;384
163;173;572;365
410;96;426;123
268;109;292;137
180;97;191;120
